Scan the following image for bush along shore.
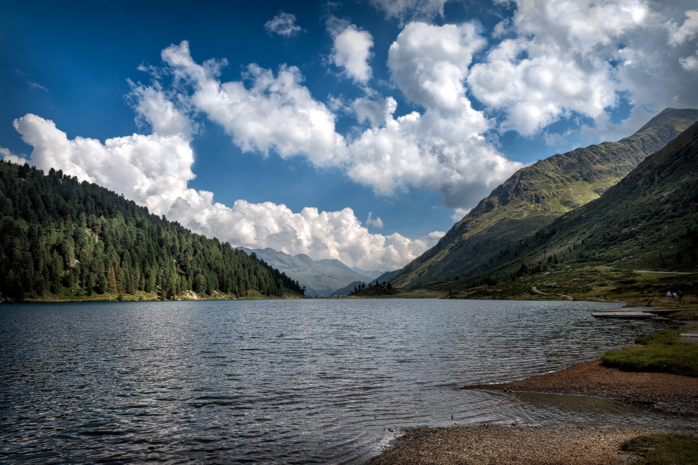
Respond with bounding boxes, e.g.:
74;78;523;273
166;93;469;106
372;312;698;464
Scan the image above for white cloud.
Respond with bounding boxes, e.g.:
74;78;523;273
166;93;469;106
11;113;441;270
368;0;449;22
264;12;302;37
468;0;698;135
428;230;446;240
358;22;523;207
667;10;698;46
366;211;384;228
680;52;698;70
352;93;397;128
330;24;374;84
450;207;470;222
0;147;29;166
129;82;193;138
346;105;521;207
388;22;486;112
161;41;347;167
152;40;521;209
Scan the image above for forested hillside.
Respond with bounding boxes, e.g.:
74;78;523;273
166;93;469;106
0;161;304;301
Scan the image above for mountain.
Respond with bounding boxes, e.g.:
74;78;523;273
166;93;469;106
390;108;698;288
352;267;390;279
505;118;698;272
447;118;698;301
0;161;304;301
239;247;373;297
371;270;398;285
328;281;366;297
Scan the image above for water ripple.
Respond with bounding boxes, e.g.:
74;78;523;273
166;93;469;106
1;299;694;464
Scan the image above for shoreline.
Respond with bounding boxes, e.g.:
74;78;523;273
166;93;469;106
369;425;696;465
371;320;698;464
463;360;698;416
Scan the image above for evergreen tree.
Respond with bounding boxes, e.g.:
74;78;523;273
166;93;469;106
0;161;304;301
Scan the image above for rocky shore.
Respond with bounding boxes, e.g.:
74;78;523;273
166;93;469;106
369;425;673;465
464;360;698;416
370;359;698;464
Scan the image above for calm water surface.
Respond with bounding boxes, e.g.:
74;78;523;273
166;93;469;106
0;299;693;463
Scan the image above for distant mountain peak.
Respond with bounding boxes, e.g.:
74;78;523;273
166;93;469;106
243;248;373;296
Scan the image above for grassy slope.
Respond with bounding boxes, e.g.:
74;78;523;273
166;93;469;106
622;434;698;465
601;327;698;377
391;108;698;288
413;119;698;304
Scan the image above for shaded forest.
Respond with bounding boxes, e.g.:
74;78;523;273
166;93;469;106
0;161;304;301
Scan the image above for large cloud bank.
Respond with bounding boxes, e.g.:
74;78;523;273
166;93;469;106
157;36;522;208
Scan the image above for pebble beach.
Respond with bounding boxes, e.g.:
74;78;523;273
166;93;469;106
370;360;698;464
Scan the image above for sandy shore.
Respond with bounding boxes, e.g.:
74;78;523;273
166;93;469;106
369;425;672;465
464;360;698;416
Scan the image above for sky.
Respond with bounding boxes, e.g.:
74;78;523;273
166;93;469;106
1;0;698;271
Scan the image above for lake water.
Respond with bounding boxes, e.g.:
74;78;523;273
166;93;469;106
1;299;694;463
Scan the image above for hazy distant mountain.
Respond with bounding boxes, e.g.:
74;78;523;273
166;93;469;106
351;268;389;279
239;248;373;297
390;108;698;288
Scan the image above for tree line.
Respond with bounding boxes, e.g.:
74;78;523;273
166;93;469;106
0;161;304;301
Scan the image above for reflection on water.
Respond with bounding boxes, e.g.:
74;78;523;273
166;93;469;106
0;299;692;463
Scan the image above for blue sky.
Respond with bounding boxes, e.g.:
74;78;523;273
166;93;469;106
2;0;698;270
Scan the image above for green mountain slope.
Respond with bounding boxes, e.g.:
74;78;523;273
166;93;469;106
390;108;698;288
437;118;698;302
506;117;698;273
0;162;304;301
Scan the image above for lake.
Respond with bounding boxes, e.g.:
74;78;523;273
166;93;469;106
0;299;693;463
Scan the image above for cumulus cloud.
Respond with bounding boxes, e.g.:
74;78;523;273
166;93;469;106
468;0;698;135
161;41;347;167
0;147;29;166
14;114;196;217
362;22;523;206
11;113;439;270
264;12;302;37
428;230;446;240
450;207;470;222
388;22;486;112
352;93;397;128
368;0;449;22
129;82;193;138
366;211;384;228
680;52;698;70
667;10;698;46
150;40;521;209
330;24;374;84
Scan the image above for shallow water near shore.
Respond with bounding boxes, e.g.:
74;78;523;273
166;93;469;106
1;299;694;463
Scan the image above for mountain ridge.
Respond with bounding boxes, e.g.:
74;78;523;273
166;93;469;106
239;247;374;297
390;108;698;288
437;117;698;301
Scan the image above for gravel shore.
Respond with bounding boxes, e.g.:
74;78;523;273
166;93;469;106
369;361;698;464
464;360;698;415
369;425;665;465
